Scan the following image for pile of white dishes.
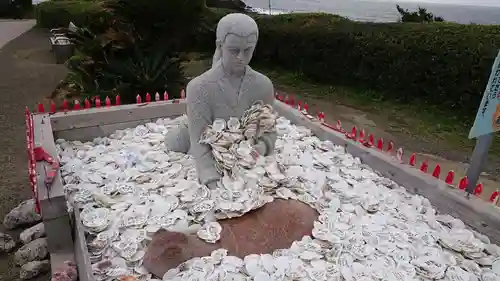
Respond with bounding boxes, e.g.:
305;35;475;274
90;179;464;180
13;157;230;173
57;113;500;281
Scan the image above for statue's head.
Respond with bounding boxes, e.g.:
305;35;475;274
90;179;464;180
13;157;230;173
212;13;259;73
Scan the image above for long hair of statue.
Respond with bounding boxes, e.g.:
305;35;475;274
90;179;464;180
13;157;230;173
212;44;222;68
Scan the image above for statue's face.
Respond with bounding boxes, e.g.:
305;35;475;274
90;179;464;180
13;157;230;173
221;33;257;74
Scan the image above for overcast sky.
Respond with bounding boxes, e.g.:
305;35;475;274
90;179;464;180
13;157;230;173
383;0;500;7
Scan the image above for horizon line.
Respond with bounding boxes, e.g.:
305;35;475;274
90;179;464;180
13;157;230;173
371;0;500;8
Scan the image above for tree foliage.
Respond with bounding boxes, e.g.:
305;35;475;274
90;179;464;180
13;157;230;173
396;5;444;23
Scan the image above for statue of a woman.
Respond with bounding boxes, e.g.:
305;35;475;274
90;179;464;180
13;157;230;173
164;13;276;189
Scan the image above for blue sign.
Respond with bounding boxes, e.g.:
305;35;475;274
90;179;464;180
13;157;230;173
469;50;500;139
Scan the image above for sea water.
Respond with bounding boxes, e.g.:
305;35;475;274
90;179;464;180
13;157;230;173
246;0;500;24
31;0;500;25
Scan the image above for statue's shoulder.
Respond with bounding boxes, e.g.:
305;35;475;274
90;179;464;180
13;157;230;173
186;68;220;98
248;67;273;89
187;70;216;89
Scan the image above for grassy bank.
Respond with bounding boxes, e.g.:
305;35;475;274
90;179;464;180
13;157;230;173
256;66;500;158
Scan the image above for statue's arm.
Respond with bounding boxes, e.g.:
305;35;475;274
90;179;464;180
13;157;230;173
186;83;221;185
258;80;277;156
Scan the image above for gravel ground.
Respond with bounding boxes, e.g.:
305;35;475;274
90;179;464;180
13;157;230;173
0;27;67;280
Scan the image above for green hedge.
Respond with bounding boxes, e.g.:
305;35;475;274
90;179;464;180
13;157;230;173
0;0;32;18
36;0;108;30
250;13;500;118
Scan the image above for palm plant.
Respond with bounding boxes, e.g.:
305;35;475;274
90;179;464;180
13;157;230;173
64;0;210;102
102;44;185;103
101;0;207;52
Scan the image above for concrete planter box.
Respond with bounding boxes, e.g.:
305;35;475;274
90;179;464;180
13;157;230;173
30;100;500;281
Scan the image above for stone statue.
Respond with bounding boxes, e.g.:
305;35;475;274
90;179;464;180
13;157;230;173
164;13;277;188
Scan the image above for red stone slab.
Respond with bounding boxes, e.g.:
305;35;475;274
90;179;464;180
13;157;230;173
143;199;318;277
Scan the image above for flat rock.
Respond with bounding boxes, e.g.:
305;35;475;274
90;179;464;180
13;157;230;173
4;199;41;230
15;237;48;266
20;260;50;280
20;223;45;245
143;199;318;278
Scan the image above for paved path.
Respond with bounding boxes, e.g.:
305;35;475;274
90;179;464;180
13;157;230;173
0;20;36;49
0;26;67;281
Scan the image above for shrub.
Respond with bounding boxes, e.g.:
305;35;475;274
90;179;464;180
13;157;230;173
0;0;32;19
102;0;207;53
205;0;247;11
0;0;8;17
36;0;108;30
60;0;209;102
396;5;444;23
248;13;500;118
66;44;185;103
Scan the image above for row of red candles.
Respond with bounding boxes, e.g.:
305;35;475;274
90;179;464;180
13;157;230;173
30;91;499;205
36;91;183;113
